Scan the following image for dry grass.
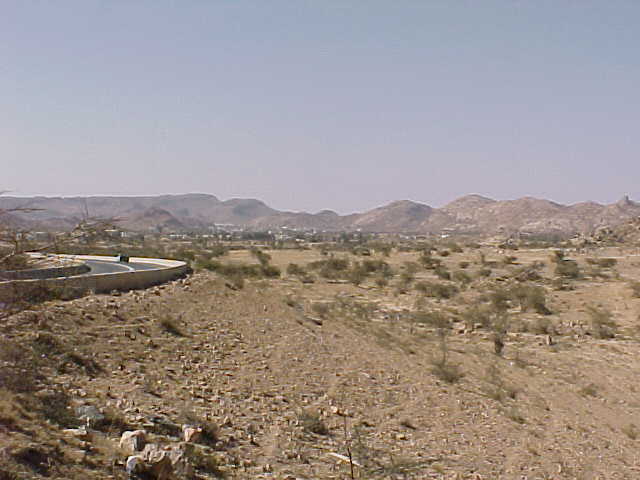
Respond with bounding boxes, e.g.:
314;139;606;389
3;242;640;478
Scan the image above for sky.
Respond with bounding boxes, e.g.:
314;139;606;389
2;1;639;214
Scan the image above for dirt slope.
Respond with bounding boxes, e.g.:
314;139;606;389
3;247;640;479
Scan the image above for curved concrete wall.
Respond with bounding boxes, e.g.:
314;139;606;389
0;263;90;281
0;256;188;303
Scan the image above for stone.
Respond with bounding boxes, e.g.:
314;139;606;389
182;425;202;443
125;455;145;476
75;405;105;427
141;444;174;480
63;427;91;440
167;443;196;478
119;430;147;454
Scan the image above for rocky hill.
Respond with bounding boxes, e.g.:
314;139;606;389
2;193;640;236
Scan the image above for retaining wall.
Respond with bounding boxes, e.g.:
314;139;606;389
0;263;90;281
0;256;188;303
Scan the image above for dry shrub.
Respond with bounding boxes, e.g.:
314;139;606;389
555;259;580;279
586;257;617;268
298;411;329;435
311;302;330;318
622;424;639;440
158;316;184;336
415;281;458;299
587;306;617;339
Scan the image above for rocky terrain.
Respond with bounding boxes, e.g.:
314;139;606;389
3;244;640;478
2;193;640;236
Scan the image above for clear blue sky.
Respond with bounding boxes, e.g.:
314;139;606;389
2;1;639;213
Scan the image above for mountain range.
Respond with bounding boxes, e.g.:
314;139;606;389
1;193;640;237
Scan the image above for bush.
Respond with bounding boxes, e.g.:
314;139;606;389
250;248;272;266
434;266;451;280
40;390;77;428
299;411;329;435
529;317;555;335
452;270;472;286
419;253;442;270
502;255;518;265
347;263;368;285
587;306;617;339
311;302;330;318
431;361;463;384
629;281;640;298
555;259;580;279
477;268;492;278
199;260;280;284
430;335;462;384
210;244;228;257
309;257;350;279
586;257;617;268
375;276;388;288
286;263;306;276
158;316;184;336
462;305;492;330
458;261;470;269
260;264;281;278
489;289;510;312
415;281;458;299
361;259;392;276
413;311;451;330
445;242;463;253
509;284;551;315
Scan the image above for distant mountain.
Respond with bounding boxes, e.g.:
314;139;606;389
347;200;433;232
2;193;640;237
119;207;185;232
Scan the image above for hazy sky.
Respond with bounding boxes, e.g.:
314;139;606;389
2;1;639;213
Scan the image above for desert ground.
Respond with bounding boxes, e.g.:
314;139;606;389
3;240;640;479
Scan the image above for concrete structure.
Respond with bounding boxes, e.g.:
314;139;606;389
0;255;189;303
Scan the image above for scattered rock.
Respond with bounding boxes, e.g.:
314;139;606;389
119;430;147;454
140;444;174;480
182;424;202;443
75;405;105;427
63;427;91;440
